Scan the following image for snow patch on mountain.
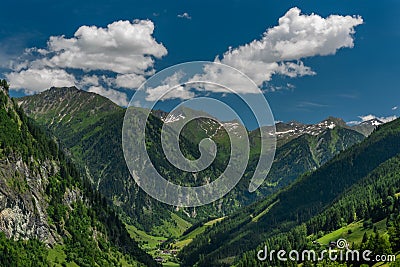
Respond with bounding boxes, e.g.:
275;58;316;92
163;113;186;123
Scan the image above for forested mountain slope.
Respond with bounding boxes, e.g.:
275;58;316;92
237;153;400;266
0;81;157;266
179;117;400;266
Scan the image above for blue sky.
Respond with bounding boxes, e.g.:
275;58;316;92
0;0;399;128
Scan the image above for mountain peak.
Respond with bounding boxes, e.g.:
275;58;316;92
273;116;352;146
317;116;346;130
49;85;79;90
321;116;346;126
20;86;120;111
48;85;80;94
287;120;304;126
19;86;122;129
351;118;385;136
360;118;384;126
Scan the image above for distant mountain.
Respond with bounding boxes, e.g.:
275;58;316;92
179;116;400;266
272;117;345;146
0;83;156;266
19;87;365;232
352;118;384;136
268;116;381;148
256;126;365;193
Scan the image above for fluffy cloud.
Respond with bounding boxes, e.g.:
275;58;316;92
392;106;398;111
146;84;194;101
145;71;195;101
87;86;128;106
6;68;76;94
79;75;100;87
187;62;261;94
40;20;167;74
6;19;167;104
216;7;363;86
115;73;147;89
177;12;191;19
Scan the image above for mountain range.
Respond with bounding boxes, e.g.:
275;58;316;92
19;87;367;227
1;84;398;266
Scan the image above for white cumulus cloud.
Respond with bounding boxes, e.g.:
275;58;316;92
6;68;76;94
145;71;195;101
79;75;100;87
40;20;167;74
115;73;147;89
195;7;363;93
6;19;167;105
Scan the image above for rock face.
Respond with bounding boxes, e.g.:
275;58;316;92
0;147;59;245
352;119;384;136
0;85;61;245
